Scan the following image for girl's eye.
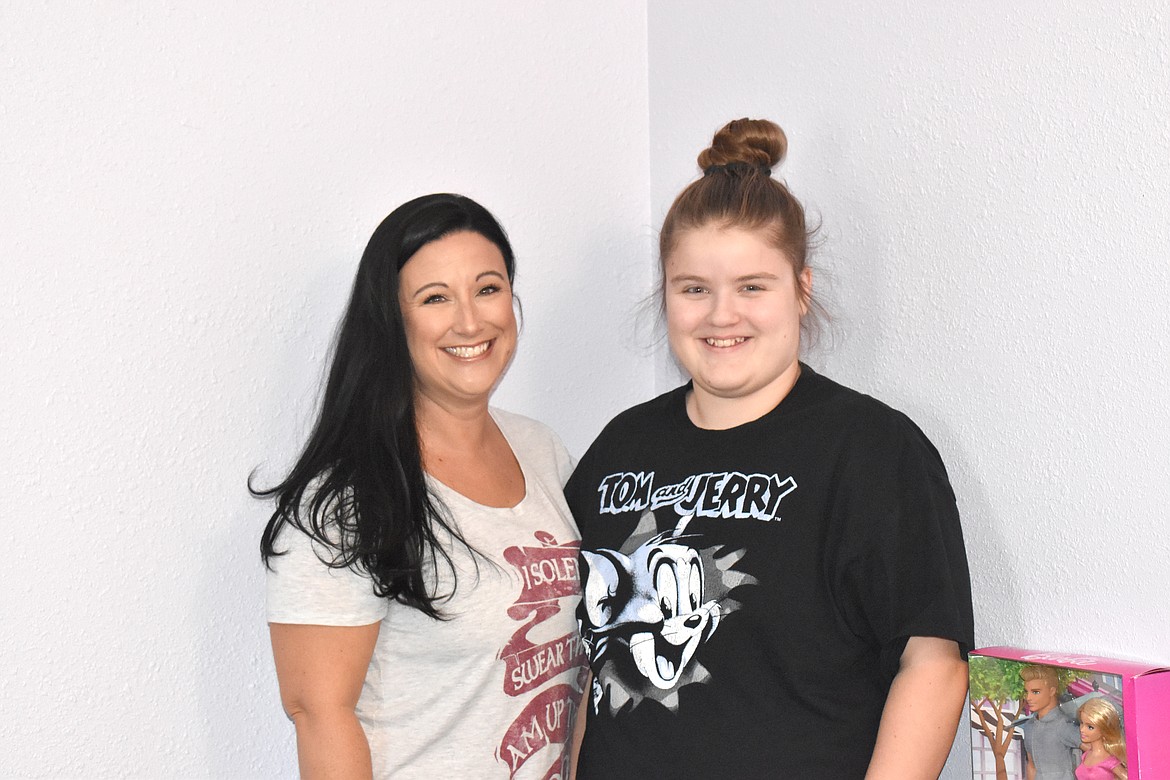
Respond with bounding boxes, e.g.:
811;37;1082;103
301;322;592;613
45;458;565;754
742;284;763;292
682;286;706;295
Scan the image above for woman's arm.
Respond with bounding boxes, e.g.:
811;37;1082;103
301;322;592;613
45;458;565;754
865;636;969;780
270;621;381;779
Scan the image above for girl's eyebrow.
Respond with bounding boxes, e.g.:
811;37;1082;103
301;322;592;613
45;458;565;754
668;272;782;284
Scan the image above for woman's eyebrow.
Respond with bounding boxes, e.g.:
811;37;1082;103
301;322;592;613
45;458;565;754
409;281;449;297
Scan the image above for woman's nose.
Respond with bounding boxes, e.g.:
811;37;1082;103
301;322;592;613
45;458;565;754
452;299;483;334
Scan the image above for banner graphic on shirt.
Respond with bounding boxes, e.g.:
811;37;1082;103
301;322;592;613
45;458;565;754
496;532;587;779
497;683;577;779
501;619;585;695
578;509;758;715
505;534;580;604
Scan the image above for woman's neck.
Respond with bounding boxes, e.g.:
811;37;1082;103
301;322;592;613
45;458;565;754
413;393;495;452
413;392;524;508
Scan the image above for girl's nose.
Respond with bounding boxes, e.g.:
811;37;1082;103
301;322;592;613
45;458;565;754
707;290;740;326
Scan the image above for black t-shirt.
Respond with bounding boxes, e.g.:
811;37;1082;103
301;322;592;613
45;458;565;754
566;366;974;779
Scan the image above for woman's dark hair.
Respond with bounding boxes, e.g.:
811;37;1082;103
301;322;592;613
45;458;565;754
253;193;516;618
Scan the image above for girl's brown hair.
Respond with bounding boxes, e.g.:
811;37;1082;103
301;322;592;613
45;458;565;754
658;118;823;335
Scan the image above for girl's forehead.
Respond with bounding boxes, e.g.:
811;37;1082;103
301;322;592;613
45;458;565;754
667;228;792;271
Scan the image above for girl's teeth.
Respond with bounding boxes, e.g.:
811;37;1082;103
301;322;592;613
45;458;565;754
706;337;745;347
445;342;490;358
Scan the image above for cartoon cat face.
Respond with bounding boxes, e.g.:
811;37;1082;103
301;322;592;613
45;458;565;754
579;517;720;691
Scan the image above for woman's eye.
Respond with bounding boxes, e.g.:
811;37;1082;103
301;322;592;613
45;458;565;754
422;294;446;304
478;284;501;296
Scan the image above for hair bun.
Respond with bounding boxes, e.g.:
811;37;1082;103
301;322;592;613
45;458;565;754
697;118;787;172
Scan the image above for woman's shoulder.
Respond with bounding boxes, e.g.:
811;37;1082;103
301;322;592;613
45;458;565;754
490;406;565;446
490;406;574;482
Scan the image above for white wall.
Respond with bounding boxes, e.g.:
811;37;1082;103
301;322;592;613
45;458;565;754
649;1;1170;776
6;1;1169;776
1;4;650;776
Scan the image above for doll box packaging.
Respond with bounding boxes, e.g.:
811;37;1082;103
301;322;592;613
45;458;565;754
968;646;1170;779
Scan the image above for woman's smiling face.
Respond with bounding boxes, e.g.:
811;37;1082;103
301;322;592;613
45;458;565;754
398;230;517;410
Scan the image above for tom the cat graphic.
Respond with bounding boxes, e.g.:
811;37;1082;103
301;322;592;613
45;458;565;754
577;511;756;715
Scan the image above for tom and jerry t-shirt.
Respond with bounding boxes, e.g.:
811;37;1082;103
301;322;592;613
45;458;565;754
566;366;974;779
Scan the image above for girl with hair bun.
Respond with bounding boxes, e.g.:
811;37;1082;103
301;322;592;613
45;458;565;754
1076;698;1128;780
566;119;974;778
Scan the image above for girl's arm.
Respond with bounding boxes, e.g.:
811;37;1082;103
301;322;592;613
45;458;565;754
865;636;969;780
569;671;591;779
270;621;381;779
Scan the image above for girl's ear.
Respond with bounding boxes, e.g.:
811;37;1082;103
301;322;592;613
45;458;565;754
798;268;813;316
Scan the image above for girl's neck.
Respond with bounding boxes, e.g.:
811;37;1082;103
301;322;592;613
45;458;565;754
687;363;801;430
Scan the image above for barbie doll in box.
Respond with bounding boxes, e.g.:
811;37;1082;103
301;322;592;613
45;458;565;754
1075;697;1127;780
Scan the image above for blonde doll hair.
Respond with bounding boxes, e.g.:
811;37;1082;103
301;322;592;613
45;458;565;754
1019;664;1061;691
1078;697;1128;779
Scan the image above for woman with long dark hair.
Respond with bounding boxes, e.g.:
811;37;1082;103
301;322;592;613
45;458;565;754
255;194;585;778
567;120;974;778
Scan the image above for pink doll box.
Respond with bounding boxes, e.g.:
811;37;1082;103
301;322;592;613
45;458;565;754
969;646;1170;779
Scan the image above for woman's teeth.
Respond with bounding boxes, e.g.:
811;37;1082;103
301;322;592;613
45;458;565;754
705;337;745;347
444;342;490;358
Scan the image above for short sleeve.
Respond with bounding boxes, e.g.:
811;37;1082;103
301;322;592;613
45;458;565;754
552;434;576;487
266;523;389;626
830;411;974;677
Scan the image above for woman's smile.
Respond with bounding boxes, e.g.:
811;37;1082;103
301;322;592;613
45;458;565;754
443;340;494;359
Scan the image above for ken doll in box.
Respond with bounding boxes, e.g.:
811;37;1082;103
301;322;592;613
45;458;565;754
970;658;1121;780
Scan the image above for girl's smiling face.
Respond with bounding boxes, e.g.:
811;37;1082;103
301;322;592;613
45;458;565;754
665;224;810;426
